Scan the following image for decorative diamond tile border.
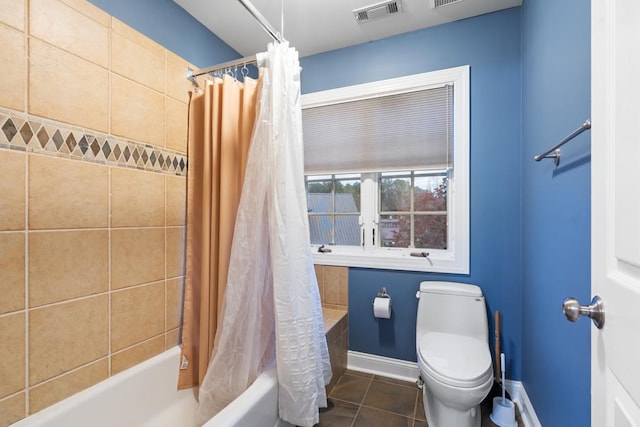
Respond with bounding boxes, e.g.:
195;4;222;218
0;107;187;176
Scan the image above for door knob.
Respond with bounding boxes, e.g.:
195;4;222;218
562;295;605;329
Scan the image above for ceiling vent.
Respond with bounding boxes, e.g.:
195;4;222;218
353;0;403;23
431;0;463;8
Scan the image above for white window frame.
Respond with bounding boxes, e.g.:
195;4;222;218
302;66;470;274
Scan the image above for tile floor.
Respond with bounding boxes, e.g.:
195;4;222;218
316;370;524;427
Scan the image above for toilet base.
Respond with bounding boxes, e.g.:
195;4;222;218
423;386;481;427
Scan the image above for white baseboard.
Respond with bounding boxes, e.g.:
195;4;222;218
505;380;542;427
347;350;419;383
347;351;541;427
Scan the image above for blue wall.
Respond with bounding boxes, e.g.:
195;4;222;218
521;1;591;426
301;8;524;379
87;0;240;68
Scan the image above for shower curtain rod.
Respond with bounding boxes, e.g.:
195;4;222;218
237;0;284;44
188;55;257;80
187;0;284;82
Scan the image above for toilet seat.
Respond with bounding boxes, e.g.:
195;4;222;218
418;332;493;389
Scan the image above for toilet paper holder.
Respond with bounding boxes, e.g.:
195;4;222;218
372;287;391;304
372;287;392;319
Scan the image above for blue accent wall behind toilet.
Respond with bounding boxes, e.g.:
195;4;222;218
521;1;591;426
301;8;524;380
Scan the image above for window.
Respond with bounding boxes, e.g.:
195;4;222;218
307;174;361;246
301;66;469;273
379;170;448;250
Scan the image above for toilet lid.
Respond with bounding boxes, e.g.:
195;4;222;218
418;332;492;387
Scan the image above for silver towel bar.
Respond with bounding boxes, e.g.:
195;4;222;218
534;119;591;165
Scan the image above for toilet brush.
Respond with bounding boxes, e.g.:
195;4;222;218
490;353;517;427
482;311;511;410
500;354;506;403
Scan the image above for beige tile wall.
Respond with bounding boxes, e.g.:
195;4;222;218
324;309;349;395
315;265;349;393
315;265;349;310
0;0;195;424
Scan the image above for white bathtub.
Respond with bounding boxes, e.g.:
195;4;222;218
12;346;292;427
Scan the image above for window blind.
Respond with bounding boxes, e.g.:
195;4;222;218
302;85;453;175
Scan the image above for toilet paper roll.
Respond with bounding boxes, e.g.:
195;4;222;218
373;297;392;319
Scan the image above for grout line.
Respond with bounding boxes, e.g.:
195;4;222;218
111;279;167;294
107;15;112;136
107;165;112;377
328;396;358;406
25;36;109;74
349;405;359;426
349;375;374;427
110;225;170;231
164;50;167;104
23;12;28;116
28;291;111;312
0;389;26;404
110;67;167;98
371;376;418;390
111;332;166;356
23;145;29;417
20;227;110;234
28;356;109;391
0;309;27;320
2;277;175;317
164;174;168;339
164;85;168;150
0;229;26;235
359;403;416;421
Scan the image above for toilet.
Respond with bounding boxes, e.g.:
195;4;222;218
416;281;493;427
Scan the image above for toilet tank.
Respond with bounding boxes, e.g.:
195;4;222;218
416;281;489;343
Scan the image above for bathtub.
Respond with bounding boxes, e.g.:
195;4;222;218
11;346;291;427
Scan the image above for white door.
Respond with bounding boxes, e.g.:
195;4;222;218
591;0;640;425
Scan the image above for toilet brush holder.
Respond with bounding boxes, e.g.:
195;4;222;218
490;396;517;427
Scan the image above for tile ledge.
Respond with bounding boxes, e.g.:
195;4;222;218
323;307;347;334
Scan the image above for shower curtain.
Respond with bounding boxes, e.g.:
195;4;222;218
179;75;259;390
197;42;331;427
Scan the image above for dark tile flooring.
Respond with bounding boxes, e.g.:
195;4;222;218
316;370;524;427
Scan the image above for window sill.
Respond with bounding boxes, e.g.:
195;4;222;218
311;248;469;274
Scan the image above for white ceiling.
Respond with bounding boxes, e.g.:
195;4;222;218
173;0;522;58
